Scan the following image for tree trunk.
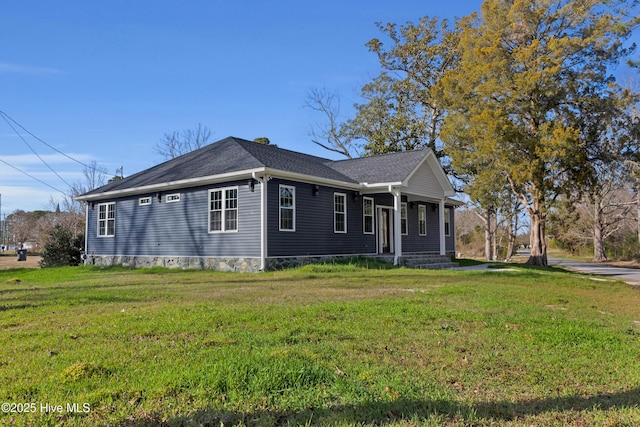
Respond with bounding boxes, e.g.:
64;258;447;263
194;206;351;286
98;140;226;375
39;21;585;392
593;224;607;262
526;210;547;266
505;212;518;262
484;210;493;261
637;183;640;251
593;201;608;262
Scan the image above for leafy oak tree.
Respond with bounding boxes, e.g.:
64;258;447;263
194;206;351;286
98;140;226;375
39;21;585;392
363;17;462;157
305;16;461;159
441;0;638;266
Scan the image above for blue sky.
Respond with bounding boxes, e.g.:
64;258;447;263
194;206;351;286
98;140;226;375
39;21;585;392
1;1;638;213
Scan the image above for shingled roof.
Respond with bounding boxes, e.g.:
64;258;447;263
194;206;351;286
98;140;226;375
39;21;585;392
330;150;427;184
78;136;435;198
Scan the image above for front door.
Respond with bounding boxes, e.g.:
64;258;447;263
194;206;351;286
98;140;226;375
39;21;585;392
378;207;393;253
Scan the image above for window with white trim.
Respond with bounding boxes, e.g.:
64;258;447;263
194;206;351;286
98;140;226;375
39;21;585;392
97;202;115;237
444;207;451;236
401;202;408;235
418;204;427;236
363;197;374;234
334;193;347;233
139;197;152;206
279;185;295;231
209;187;238;232
166;193;181;203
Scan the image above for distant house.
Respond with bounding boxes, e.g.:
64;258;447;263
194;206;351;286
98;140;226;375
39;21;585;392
76;137;462;271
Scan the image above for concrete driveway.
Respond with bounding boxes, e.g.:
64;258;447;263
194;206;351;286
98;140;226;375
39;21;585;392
548;257;640;288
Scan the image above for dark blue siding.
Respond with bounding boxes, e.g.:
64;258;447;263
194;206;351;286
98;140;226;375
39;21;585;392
86;180;261;257
402;202;437;253
85;177;455;259
267;179;376;257
401;202;455;253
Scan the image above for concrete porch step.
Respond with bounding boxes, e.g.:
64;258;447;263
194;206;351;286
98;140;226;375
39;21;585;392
401;254;459;270
411;262;460;270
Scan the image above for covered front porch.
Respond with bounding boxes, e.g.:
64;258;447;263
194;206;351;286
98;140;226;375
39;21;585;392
370;191;457;265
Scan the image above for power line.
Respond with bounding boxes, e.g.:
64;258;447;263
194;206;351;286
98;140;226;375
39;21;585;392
0;112;72;188
0;110;94;170
0;156;67;196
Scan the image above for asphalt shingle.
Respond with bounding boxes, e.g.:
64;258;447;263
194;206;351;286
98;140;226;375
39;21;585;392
80;136;429;197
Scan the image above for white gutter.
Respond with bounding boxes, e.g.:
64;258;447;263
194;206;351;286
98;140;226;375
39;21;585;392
83;202;89;262
75;168;268;202
262;168;361;190
252;172;268;271
75;166;364;202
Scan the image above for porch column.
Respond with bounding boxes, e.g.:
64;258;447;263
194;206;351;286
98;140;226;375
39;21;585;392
439;199;446;256
392;188;402;265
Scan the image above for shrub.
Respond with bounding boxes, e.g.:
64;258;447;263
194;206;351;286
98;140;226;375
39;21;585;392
39;225;84;268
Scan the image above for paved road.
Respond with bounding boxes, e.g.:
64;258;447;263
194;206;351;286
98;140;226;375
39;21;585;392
460;252;640;288
548;257;640;287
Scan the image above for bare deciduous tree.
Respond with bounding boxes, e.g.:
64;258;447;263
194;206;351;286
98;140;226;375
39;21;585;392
304;88;361;159
154;123;213;160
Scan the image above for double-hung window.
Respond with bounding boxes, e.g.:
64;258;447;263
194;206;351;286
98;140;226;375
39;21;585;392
279;185;295;231
334;193;347;233
363;197;374;234
418;205;427;236
97;202;116;237
209;187;238;232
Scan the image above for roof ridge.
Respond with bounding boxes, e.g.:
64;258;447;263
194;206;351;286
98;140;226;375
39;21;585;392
231;136;334;162
226;136;268;167
331;148;428;165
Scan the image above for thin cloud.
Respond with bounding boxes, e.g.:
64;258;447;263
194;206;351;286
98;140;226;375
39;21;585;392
1;152;94;166
0;62;65;76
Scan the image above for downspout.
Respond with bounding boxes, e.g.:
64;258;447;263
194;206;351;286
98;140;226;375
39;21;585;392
84;202;89;264
390;185;402;266
252;172;267;271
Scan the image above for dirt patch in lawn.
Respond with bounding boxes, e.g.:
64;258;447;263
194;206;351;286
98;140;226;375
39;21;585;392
0;254;41;269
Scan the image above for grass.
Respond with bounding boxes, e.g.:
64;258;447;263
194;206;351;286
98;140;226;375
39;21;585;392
0;263;639;426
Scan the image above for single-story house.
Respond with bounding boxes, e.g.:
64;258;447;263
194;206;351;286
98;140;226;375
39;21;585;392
76;136;462;271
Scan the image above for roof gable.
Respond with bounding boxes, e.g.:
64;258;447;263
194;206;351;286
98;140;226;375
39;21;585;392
330;150;428;184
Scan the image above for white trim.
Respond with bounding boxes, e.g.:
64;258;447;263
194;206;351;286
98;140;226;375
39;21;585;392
84;203;89;255
253;172;268;271
166;193;181;203
418;204;427;236
75;167;267;202
334;192;347;233
392;189;402;265
208;186;239;233
363;197;374;234
97;202;116;238
139;196;152;206
75;167;363;202
279;184;296;232
376;206;394;255
401;149;457;197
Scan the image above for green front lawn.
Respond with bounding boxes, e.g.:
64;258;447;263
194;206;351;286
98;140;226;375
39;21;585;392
1;264;639;426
